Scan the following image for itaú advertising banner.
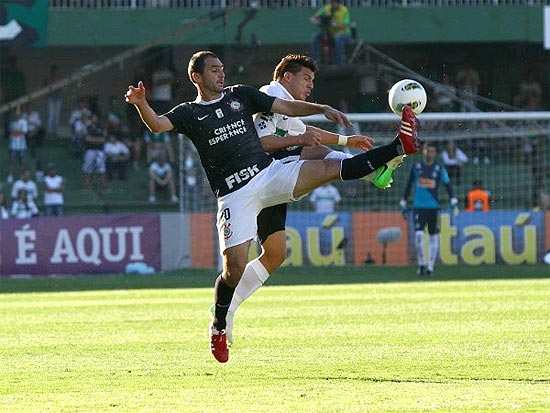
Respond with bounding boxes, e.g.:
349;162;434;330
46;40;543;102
0;214;160;276
436;211;546;265
282;212;353;266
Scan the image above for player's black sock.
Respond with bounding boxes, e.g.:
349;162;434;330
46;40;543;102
340;138;400;180
213;274;235;331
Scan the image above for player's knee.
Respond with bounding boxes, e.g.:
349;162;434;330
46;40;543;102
223;261;247;287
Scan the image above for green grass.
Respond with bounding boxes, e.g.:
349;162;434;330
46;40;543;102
1;265;549;412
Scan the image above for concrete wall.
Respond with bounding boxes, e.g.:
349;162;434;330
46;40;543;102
46;6;544;46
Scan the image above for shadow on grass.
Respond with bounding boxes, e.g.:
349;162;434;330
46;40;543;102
1;265;549;294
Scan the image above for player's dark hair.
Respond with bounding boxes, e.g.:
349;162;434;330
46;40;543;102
188;50;219;83
273;54;318;81
423;141;437;151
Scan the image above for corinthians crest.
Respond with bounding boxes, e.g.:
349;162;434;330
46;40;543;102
223;222;233;240
228;99;243;112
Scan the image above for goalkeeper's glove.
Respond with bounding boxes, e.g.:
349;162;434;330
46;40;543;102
450;197;459;216
399;199;408;219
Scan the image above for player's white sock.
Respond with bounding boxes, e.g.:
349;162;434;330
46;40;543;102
428;234;440;271
324;151;352;160
415;230;426;266
228;258;270;314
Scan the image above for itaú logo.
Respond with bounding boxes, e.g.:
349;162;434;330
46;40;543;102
225;164;260;189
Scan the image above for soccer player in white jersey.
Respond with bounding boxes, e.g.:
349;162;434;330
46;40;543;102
220;54;403;345
125;50;419;363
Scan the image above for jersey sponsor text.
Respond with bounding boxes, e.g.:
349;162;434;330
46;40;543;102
209;119;247;145
225;164;260;189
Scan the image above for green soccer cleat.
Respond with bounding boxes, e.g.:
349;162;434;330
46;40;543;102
364;155;406;189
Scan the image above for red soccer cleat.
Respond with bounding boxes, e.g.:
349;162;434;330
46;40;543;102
397;105;420;155
210;323;229;363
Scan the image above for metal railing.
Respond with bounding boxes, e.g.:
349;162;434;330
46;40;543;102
48;0;549;9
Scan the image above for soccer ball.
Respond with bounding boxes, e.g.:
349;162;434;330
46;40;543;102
388;79;427;116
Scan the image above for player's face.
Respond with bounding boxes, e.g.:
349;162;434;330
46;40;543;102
197;57;225;95
283;67;315;101
423;147;437;164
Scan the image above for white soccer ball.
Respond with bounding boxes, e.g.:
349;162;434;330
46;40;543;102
388;79;427;116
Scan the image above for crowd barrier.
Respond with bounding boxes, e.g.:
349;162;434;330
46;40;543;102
0;210;548;275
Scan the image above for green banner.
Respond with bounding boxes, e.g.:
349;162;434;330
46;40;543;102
1;0;47;47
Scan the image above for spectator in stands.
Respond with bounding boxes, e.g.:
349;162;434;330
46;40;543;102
44;64;62;139
455;63;480;112
0;194;10;219
82;114;107;191
310;0;352;66
24;104;45;158
144;130;174;164
148;153;177;204
106;95;125;131
1;56;26;139
465;180;490;212
43;162;65;217
11;167;39;204
69;97;92;132
472;125;491;165
149;63;177;115
310;183;341;213
104;133;130;181
11;189;39;219
431;73;456;112
70;98;93;158
6;110;29;184
514;69;542;110
72;110;89;159
441;140;468;185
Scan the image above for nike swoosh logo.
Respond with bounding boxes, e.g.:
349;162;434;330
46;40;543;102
376;164;389;177
198;115;209;120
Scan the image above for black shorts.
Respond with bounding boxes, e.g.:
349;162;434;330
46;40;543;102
413;208;440;235
257;203;287;244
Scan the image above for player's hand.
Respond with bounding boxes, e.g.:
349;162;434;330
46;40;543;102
346;135;375;151
124;81;146;104
323;106;352;127
399;199;408;219
297;131;322;147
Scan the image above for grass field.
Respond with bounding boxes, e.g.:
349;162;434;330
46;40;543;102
1;265;549;412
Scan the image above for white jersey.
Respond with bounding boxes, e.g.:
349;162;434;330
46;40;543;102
43;175;64;206
11;199;39;219
310;184;341;213
9;118;28;151
11;179;39;202
253;81;306;162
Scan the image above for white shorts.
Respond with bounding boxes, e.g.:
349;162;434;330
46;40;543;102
216;159;305;253
82;150;106;174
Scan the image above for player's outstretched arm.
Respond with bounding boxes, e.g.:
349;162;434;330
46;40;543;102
259;131;322;154
306;125;374;151
271;98;351;127
124;81;173;134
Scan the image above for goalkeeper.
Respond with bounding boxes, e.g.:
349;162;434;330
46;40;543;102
400;141;457;277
